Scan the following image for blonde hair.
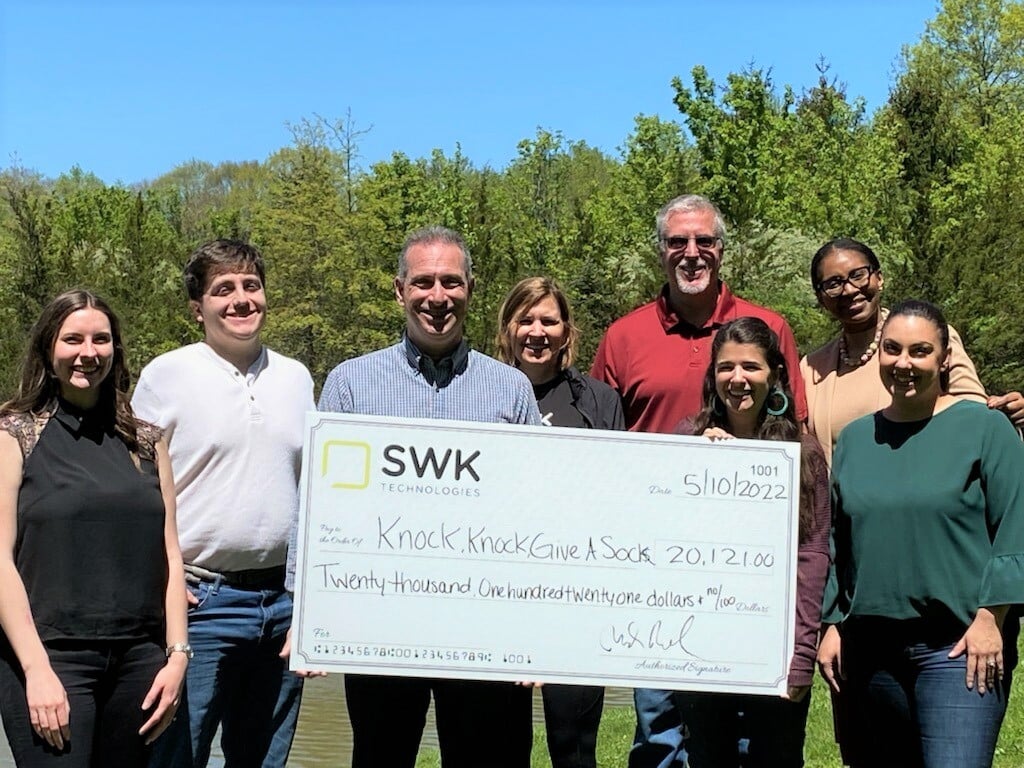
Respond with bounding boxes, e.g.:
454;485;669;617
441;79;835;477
495;277;579;370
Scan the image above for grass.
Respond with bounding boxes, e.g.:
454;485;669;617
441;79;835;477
415;636;1024;767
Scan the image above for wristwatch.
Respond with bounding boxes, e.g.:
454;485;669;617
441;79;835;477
166;642;194;660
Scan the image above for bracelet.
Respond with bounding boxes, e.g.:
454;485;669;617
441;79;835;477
166;642;194;660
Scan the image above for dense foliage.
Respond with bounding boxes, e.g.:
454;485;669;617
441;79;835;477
3;0;1023;394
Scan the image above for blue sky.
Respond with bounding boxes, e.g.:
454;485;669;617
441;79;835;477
1;1;938;186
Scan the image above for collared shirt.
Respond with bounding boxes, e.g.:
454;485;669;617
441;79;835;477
590;282;808;433
132;342;315;571
406;334;469;388
317;336;542;425
286;336;541;591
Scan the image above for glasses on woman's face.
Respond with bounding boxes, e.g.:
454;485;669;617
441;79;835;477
816;266;877;298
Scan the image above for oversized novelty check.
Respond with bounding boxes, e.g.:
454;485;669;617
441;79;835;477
290;413;800;695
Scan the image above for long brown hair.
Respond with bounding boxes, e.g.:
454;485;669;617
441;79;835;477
689;317;821;541
0;289;140;454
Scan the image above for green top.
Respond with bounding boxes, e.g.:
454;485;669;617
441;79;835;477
823;400;1024;627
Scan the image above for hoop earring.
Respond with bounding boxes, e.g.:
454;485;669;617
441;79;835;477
766;387;789;417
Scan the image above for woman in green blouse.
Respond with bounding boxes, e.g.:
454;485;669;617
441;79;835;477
817;299;1024;768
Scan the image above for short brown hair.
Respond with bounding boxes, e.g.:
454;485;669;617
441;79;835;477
495;277;579;370
183;239;266;300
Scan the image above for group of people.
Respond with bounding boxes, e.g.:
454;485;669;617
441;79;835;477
0;241;313;768
0;192;1020;768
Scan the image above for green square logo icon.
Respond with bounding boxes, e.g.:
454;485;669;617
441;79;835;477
321;440;371;489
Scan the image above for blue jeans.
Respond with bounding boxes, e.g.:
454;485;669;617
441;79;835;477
840;618;1011;768
628;688;688;768
148;580;303;768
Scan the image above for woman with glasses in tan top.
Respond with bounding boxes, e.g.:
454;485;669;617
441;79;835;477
799;237;1024;466
800;238;1024;766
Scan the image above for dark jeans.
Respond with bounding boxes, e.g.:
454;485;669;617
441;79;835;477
679;690;811;768
541;684;604;768
344;673;533;768
0;639;165;768
840;619;1011;768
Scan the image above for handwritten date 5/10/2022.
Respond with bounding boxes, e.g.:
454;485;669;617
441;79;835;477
683;464;788;501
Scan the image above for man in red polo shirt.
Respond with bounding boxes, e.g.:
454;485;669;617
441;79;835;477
591;193;806;434
589;194;806;768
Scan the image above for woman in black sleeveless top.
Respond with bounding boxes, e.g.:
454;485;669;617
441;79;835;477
0;290;188;767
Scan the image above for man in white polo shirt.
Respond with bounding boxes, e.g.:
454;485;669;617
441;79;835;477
133;239;314;768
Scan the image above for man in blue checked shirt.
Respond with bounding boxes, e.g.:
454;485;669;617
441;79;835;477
310;226;541;768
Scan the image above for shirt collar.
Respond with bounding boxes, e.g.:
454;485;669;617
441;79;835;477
199;342;268;379
53;398;114;437
402;334;469;386
655;281;737;333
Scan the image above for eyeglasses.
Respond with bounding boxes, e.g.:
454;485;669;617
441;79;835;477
661;235;721;251
815;266;877;298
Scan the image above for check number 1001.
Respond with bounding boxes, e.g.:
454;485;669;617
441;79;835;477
664;545;775;570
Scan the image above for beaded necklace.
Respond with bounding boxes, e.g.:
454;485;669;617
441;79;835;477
838;308;889;369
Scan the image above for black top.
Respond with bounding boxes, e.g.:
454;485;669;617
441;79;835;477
533;367;625;431
535;375;587;428
16;402;167;642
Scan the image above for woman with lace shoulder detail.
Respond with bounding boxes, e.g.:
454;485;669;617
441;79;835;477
0;290;187;768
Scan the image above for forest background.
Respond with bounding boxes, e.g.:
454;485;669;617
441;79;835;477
2;0;1023;396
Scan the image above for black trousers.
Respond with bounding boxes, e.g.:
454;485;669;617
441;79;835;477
541;684;604;768
344;673;533;768
678;689;811;768
0;639;165;768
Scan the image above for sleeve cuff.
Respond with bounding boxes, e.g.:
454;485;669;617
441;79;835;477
979;553;1024;607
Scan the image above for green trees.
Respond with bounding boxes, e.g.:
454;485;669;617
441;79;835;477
0;167;188;390
1;0;1022;395
881;0;1024;390
670;63;908;354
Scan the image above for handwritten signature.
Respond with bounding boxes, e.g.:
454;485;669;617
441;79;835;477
599;616;702;659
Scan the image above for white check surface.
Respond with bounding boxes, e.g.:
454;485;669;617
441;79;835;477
291;413;799;695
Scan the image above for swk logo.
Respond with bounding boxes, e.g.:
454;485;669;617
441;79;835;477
382;444;481;481
321;440;482;490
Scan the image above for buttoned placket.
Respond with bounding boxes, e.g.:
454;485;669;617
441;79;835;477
232;366;264;421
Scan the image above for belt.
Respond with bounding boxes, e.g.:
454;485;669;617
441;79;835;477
184;563;286;591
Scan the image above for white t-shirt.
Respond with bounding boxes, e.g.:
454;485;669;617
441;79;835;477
132;342;314;572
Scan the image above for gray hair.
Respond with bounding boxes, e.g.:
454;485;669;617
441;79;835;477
397;226;474;280
655;194;727;248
